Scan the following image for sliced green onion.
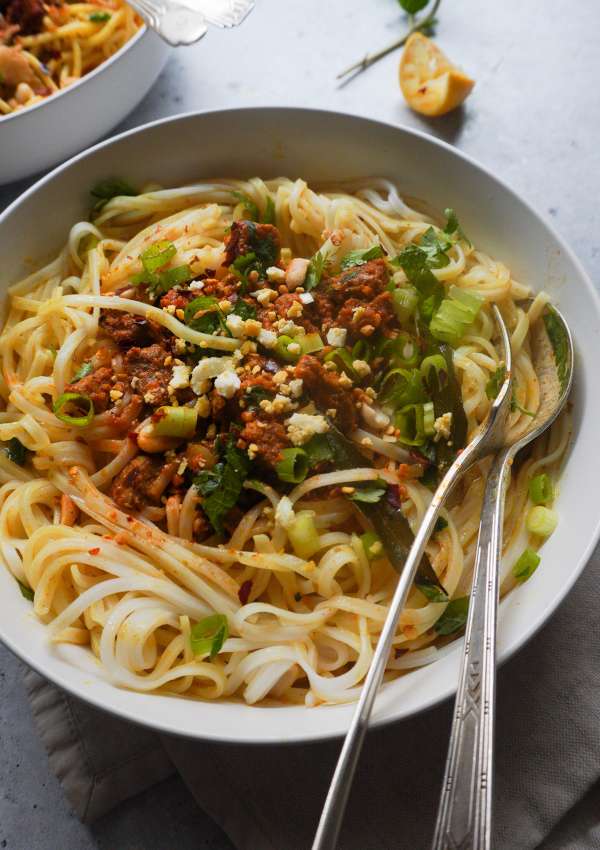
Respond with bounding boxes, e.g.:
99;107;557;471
275;448;309;483
152;406;198;439
231;191;259;222
190;614;229;658
287;510;320;560
273;335;301;364
416;578;448;602
420;354;447;390
360;531;383;561
351;339;373;362
430;286;483;346
262;195;276;225
53;392;94;427
140;240;177;274
382;331;421;369
526;506;558;538
394;402;434;446
512;548;541;582
529;473;554;506
379;367;425;409
300;332;324;355
324;347;357;378
392;286;419;324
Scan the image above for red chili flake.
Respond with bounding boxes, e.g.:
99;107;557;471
88;547;100;555
238;580;252;605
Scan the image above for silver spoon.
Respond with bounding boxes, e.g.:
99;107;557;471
312;305;514;850
432;301;573;850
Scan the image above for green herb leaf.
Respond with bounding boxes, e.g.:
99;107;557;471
434;596;469;635
140;240;176;274
184;295;226;335
244;386;274;410
339;245;385;270
415;578;448;602
244;221;279;267
72;361;93;382
434;516;448;533
5;437;27;466
90;177;136;212
262;196;276;225
17;579;34;601
303;433;335;467
89;10;111;21
190;614;229;657
443;208;471;246
194;437;251;534
398;0;429;13
393;244;444;323
275;448;309;484
418;227;452;268
485;366;506;400
232;299;256;320
347;479;387;503
304;250;326;291
512;548;541;582
543;307;570;394
232;192;259;222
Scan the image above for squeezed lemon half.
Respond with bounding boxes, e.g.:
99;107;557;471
399;32;475;117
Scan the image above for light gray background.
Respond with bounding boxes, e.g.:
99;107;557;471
1;0;599;847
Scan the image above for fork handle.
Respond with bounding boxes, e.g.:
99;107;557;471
432;448;511;850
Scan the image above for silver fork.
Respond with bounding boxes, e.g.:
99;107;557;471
131;0;254;47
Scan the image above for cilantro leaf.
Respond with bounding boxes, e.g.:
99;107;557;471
444;208;471;246
244;386;273;410
347;479;387;503
415;578;449;603
262;196;276;225
418;227;452;268
232;299;256;320
304;433;335;467
543;307;570;394
89;10;111;21
184;296;227;335
434;596;469;635
232;192;259;222
398;0;428;13
194;438;251;534
72;361;93;382
485;366;506;400
392;244;444;322
17;579;34;601
5;438;27;466
304;250;326;291
90;177;136;212
339;245;385;270
244;221;279;267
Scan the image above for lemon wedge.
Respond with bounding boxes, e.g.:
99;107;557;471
399;32;475;117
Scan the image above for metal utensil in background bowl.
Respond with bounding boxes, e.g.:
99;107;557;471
0;108;597;747
0;26;170;185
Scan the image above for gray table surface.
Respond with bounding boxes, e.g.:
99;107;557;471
1;1;599;848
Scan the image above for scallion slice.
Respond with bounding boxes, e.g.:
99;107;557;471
275;448;309;483
273;335;301;364
512;548;541;582
526;506;558;538
190;614;229;658
528;473;554;506
392;286;419;324
53;392;94;427
152;406;198;439
360;531;383;561
300;332;324;355
430;286;483;346
287;510;320;559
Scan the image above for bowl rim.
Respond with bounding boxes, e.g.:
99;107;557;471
0;20;148;125
1;105;599;744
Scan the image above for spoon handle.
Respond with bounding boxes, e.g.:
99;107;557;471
431;448;511;850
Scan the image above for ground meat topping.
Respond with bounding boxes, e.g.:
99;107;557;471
100;311;157;347
123;344;172;406
224;221;281;267
2;0;44;34
325;259;389;303
110;455;177;512
65;366;115;413
295;354;357;432
337;292;395;339
239;418;290;468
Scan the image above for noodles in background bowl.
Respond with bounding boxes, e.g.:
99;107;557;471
0;177;570;707
0;0;141;115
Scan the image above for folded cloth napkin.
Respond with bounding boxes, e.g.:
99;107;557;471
23;543;600;849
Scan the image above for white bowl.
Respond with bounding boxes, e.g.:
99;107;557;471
0;26;170;185
0;108;598;744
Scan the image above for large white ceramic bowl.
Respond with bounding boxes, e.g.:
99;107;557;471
0;25;170;185
0;108;598;744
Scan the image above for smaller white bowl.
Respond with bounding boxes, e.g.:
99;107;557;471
0;26;170;185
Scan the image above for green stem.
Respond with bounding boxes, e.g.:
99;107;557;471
337;0;442;81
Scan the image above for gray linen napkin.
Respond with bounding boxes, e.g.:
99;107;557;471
23;543;600;849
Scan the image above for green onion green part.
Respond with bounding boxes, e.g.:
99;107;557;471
53;392;94;427
190;614;229;658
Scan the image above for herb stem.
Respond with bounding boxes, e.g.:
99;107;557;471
337;0;442;82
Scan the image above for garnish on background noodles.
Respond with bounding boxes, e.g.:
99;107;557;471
190;614;229;658
5;437;27;466
337;0;441;82
194;436;251;535
90;178;137;213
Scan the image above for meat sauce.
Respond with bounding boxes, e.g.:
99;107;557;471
71;221;399;536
